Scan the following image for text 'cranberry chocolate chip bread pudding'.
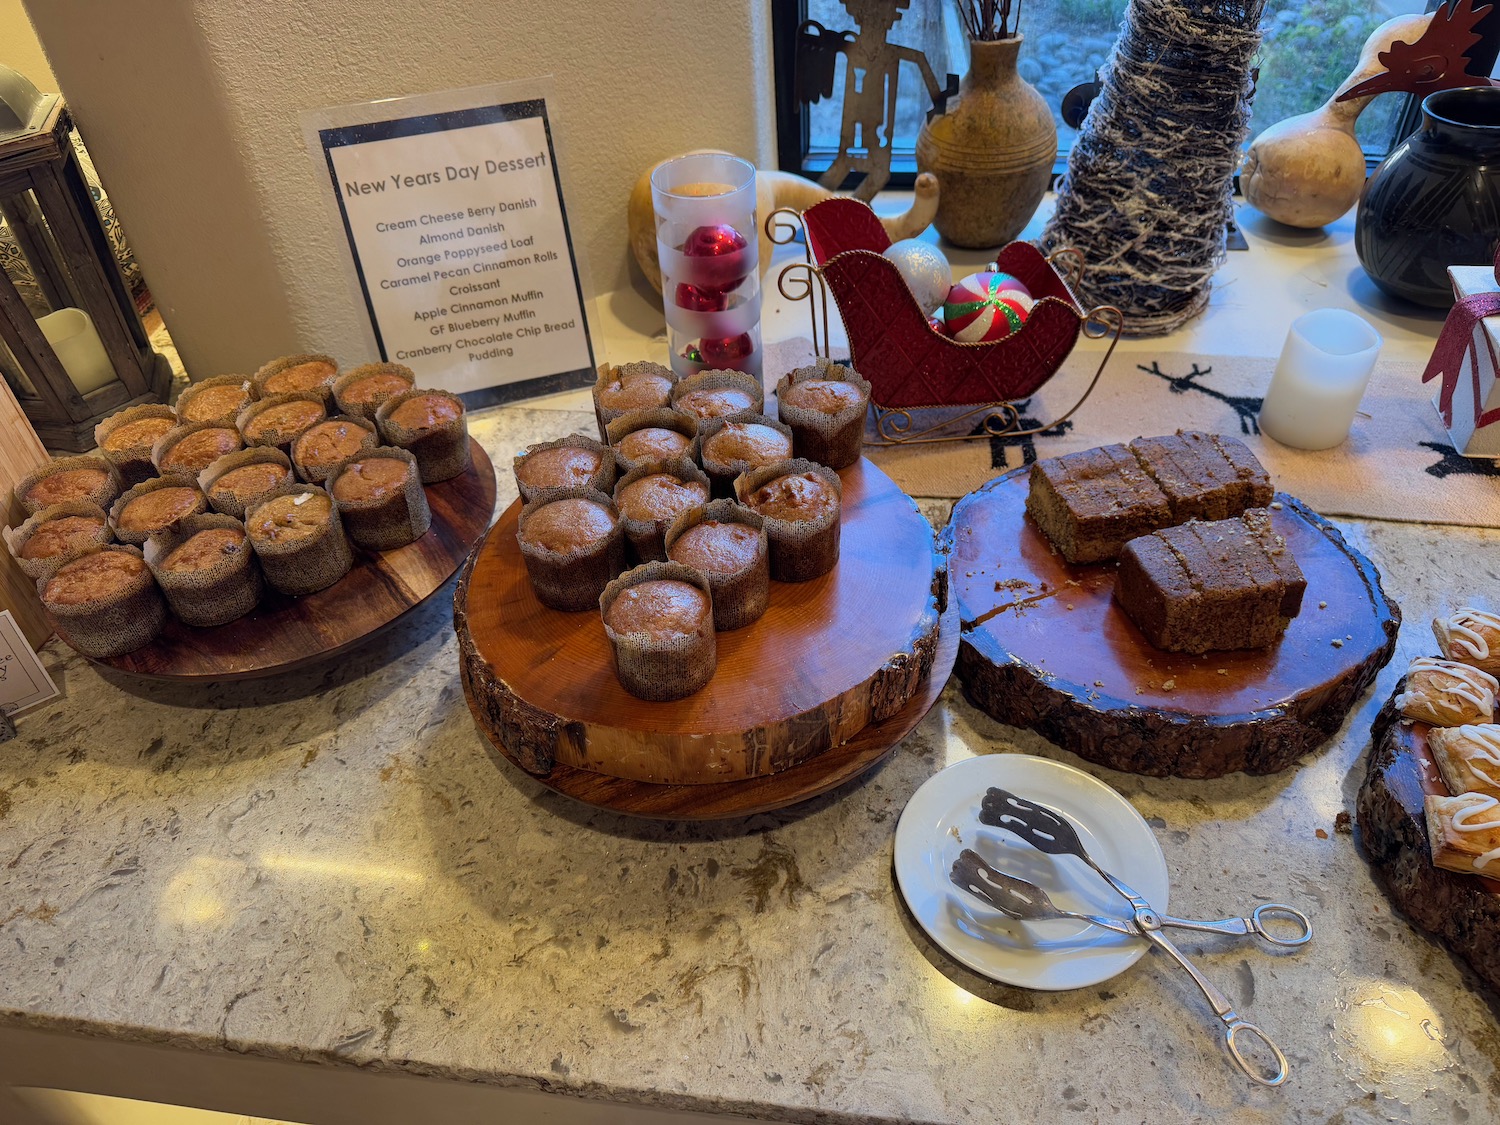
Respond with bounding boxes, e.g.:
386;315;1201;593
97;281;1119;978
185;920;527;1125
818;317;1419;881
600;561;716;701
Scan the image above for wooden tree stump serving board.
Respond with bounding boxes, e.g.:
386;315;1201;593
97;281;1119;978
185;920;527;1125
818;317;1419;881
944;468;1399;778
93;439;496;680
1358;685;1500;993
454;458;949;788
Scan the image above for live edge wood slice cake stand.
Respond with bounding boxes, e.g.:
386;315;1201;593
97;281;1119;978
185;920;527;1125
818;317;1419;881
453;458;956;820
944;468;1400;778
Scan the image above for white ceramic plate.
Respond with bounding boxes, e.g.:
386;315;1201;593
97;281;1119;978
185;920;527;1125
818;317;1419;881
894;753;1169;991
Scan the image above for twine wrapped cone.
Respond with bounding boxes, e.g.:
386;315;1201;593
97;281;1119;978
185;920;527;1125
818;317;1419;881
613;458;712;563
143;513;262;627
333;363;416;422
516;487;626;612
175;374;259;426
513;433;615;505
244;483;353;596
6;502;113;582
375;389;470;483
599;560;717;701
38;544;166;657
327;447;432;551
15;454;124;517
735;458;843;582
198;447;295;520
605;408;701;476
592;360;678;438
664;498;769;631
774;358;872;470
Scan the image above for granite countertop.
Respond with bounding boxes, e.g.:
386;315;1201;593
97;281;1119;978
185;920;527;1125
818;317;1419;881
1;399;1497;1124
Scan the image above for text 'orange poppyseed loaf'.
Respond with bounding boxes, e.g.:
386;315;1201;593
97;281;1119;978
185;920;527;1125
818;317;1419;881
1026;431;1273;564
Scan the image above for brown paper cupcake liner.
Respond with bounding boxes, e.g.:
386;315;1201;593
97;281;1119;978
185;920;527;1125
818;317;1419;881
198;447;295;520
774;358;871;470
291;415;379;484
5;501;113;581
599;560;716;701
735;458;842;583
333;362;417;422
592;360;678;439
669;368;765;431
143;513;262;627
253;352;340;406
612;458;712;563
327;446;431;551
516;486;625;612
174;374;258;426
14;454;125;517
604;407;702;476
697;413;795;498
151;419;245;479
94;403;178;485
663;498;768;631
244;483;353;596
38;544;166;658
513;433;615;504
236;391;329;454
108;476;209;546
375;388;470;483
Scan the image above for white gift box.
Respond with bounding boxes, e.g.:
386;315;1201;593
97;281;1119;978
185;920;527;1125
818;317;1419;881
1444;265;1500;457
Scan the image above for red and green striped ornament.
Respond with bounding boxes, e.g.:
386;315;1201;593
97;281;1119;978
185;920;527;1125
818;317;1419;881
942;271;1034;343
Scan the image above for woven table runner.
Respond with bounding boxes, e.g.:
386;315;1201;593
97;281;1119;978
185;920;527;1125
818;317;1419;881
763;337;1500;527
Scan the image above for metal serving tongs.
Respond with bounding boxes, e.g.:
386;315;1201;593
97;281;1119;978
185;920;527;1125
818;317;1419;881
959;786;1312;1087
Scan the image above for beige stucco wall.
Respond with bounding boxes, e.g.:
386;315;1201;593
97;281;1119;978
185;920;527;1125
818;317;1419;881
0;0;53;90
21;1;776;378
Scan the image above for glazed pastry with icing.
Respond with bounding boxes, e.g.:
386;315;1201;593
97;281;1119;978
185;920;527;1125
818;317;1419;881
1428;725;1500;798
1395;657;1498;726
1426;791;1500;876
1434;608;1500;676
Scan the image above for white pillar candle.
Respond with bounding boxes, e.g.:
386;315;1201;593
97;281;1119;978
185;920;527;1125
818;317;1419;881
37;307;116;396
1258;308;1383;451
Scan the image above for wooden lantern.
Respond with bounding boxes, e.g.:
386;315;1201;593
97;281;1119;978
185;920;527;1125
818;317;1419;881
0;69;171;451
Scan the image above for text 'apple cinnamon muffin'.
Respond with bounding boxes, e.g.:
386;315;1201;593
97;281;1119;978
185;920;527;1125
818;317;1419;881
375;388;470;483
175;374;257;426
253;352;340;407
152;421;244;478
736;458;843;582
516;486;625;612
39;544;166;657
109;476;209;546
144;512;262;627
237;391;329;454
612;458;712;563
332;362;416;422
198;447;295;520
774;357;872;470
698;414;794;496
327;447;431;551
664;498;769;631
95;403;178;485
513;433;614;504
291;416;378;484
15;454;123;517
245;484;353;596
600;560;716;701
7;502;113;582
591;360;677;437
669;368;764;430
605;407;701;476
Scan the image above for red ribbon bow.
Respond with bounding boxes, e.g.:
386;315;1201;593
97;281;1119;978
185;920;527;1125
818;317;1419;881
1422;246;1500;428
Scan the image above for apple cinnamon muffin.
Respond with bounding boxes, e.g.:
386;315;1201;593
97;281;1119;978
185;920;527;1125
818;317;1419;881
669;368;764;430
16;454;123;517
245;484;353;596
327;447;431;550
375;389;470;483
144;513;262;627
253;353;340;406
600;561;716;701
95;404;178;485
291;416;379;484
109;477;209;545
698;415;794;496
175;375;258;426
198;447;295;520
332;363;417;421
605;408;700;477
39;544;166;657
592;360;677;437
612;459;712;562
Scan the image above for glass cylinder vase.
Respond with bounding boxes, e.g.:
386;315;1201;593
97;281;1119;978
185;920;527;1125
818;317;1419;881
651;153;761;380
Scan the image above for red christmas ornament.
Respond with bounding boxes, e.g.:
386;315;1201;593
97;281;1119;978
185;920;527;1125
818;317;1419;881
675;282;728;312
692;333;755;367
682;224;750;291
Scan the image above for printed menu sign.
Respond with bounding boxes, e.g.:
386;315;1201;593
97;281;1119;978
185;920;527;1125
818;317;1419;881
0;609;58;715
316;95;594;403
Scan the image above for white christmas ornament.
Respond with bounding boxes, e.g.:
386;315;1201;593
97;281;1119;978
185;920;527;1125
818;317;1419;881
881;239;952;314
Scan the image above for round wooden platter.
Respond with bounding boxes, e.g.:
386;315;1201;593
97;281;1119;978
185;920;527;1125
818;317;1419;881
944;468;1400;778
89;439;496;681
453;457;952;814
1358;682;1500;993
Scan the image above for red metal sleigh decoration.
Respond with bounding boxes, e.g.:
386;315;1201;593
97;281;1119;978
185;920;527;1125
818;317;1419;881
767;196;1123;445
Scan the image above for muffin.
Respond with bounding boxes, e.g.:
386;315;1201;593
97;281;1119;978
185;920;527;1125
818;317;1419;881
175;375;258;426
253;353;340;406
143;513;262;627
15;454;123;517
736;459;842;582
600;561;716;701
516;487;625;612
592;360;677;438
327;447;431;551
664;498;769;631
6;502;113;582
95;404;178;485
237;392;329;454
198;448;296;520
332;363;417;422
698;415;794;497
605;408;701;477
291;416;379;484
375;389;470;483
670;369;764;429
612;459;712;563
244;484;353;596
513;434;615;504
152;421;244;478
109;477;209;545
38;544;166;657
774;358;871;470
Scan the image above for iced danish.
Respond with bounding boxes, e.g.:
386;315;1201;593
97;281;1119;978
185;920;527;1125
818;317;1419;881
1395;657;1498;726
1428;725;1500;798
600;561;716;701
144;513;262;627
1426;791;1500;876
664;499;768;631
245;484;353;596
1434;607;1500;677
327;447;431;551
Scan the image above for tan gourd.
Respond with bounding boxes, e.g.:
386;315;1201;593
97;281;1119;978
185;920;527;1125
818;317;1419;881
628;152;940;292
1241;14;1432;229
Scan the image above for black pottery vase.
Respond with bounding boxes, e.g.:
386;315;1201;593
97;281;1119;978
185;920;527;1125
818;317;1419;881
1356;87;1500;307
